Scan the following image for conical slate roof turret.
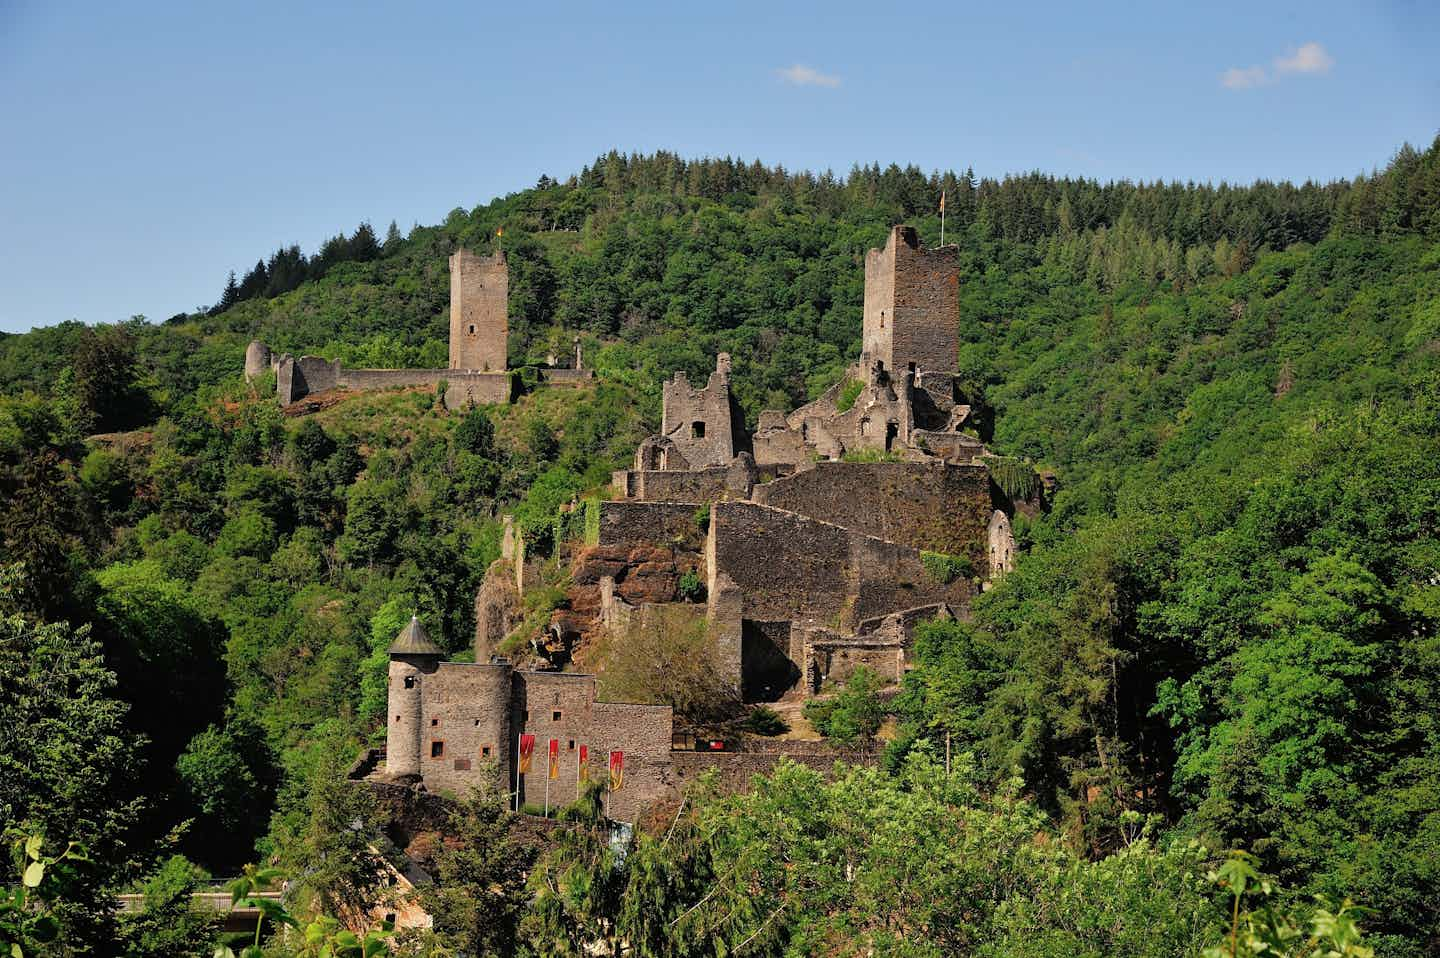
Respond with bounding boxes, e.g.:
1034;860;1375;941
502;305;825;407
388;615;443;656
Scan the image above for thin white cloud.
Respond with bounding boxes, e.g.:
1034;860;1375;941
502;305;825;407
1222;65;1269;90
1275;42;1334;75
1220;41;1334;90
777;64;840;88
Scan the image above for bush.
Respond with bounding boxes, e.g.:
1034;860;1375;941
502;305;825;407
742;705;789;736
804;667;885;744
921;550;974;584
835;378;864;412
677;570;705;602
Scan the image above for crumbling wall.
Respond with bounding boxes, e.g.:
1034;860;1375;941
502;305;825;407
752;461;991;558
798;625;905;692
444;372;512;407
659;354;745;468
244;341;272;381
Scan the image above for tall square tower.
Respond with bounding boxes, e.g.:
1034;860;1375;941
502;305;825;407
449;248;508;372
861;226;959;376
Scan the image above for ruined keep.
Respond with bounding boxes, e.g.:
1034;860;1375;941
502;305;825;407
448;248;508;372
246;246;588;410
862;224;960;377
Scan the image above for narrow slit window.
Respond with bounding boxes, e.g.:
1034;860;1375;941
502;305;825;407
567;739;575;751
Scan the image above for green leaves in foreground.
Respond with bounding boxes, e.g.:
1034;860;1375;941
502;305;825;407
1;832;85;957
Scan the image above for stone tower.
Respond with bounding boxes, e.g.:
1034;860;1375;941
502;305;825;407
386;616;444;779
861;226;959;377
449;248;508;372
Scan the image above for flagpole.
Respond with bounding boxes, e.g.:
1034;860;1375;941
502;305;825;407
514;734;521;813
940;190;947;246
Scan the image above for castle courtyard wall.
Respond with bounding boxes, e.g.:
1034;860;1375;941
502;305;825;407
751;460;991;559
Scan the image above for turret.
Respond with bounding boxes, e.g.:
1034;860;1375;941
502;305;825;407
386;616;443;779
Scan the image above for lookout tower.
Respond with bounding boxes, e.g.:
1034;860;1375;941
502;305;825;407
386;616;444;779
861;226;959;378
449;248;508;372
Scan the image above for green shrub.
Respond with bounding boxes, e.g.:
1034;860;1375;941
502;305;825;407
835;379;864;412
693;503;710;534
804;667;885;744
922;550;974;584
677;570;705;602
742;705;789;736
985;456;1039;501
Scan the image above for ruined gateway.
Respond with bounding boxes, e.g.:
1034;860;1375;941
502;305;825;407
373;225;1043;820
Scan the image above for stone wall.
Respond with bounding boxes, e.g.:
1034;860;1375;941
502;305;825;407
798;626;905;693
444;372;513;407
597;501;706;550
449;248;507;372
670;748;875;792
275;358;510;409
709;501;854;624
752;460;991;559
710;500;973;631
510;672;672;823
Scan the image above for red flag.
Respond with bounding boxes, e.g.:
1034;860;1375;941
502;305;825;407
548;739;559;780
518;734;535;775
609;750;624;792
579;744;590;783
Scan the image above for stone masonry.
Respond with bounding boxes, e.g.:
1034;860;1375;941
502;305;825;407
449;248;508;372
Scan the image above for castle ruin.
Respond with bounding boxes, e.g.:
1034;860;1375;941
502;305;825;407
246;246;588;409
375;225;1044;821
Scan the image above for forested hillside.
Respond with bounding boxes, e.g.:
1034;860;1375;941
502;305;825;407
1;139;1437;955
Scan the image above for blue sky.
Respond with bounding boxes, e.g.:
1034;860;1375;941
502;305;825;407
1;0;1436;334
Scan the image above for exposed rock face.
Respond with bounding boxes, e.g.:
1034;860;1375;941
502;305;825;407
473;560;522;662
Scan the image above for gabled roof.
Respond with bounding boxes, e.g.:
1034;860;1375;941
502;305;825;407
388;616;442;656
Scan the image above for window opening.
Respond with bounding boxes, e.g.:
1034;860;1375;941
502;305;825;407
552;710;562;721
691;421;705;439
430;741;444;758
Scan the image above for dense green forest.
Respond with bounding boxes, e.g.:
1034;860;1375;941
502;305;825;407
1;138;1437;955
